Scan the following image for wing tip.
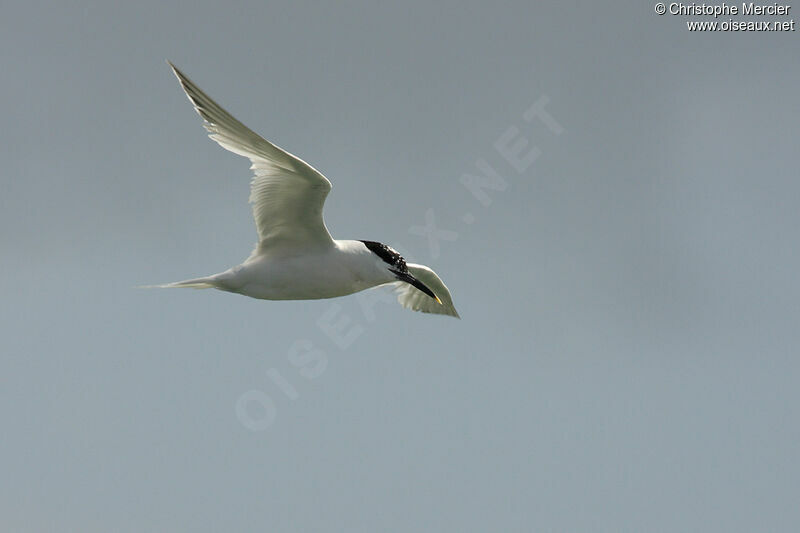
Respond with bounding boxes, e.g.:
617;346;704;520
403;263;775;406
401;297;461;319
424;305;461;319
441;305;461;319
166;59;181;80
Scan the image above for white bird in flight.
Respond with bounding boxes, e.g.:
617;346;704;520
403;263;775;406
149;62;459;318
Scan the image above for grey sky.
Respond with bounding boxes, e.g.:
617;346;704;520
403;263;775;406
2;1;799;531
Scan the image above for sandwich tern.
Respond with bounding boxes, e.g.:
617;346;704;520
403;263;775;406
149;62;459;318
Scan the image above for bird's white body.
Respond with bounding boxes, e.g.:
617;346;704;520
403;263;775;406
149;63;459;318
205;240;393;300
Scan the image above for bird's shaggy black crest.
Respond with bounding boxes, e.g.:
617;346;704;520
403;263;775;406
359;240;408;274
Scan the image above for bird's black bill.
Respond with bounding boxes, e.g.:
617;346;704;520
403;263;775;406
391;269;438;301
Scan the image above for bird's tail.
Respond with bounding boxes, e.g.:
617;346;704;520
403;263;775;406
138;276;217;289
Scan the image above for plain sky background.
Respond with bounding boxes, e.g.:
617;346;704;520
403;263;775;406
2;1;799;531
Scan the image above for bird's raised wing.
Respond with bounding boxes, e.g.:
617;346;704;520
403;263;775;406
169;62;334;250
391;263;460;318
